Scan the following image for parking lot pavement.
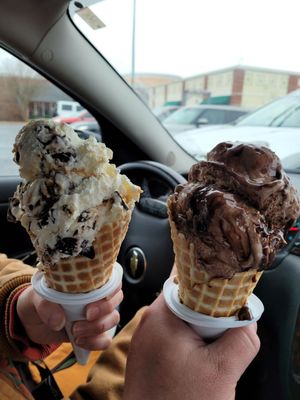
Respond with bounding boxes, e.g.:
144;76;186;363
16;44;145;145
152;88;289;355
0;122;24;176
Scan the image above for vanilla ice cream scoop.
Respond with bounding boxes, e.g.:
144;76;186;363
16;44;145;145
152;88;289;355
9;119;141;267
13;119;111;180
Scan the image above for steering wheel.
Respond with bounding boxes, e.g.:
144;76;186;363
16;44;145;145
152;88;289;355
117;160;187;326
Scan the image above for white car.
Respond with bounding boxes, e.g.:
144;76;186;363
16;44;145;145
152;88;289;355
163;104;249;134
174;90;300;169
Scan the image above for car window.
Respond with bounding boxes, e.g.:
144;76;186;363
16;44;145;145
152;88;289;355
62;104;73;111
199;109;226;124
279;106;300;127
163;107;202;124
0;49;100;177
237;95;300;127
76;104;84;112
224;110;247;123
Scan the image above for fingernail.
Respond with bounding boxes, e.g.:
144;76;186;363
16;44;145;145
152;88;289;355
48;313;64;331
87;306;99;321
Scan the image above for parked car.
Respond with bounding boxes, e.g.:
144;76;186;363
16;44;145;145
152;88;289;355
163;104;249;134
55;100;84;117
174;90;300;169
152;105;181;121
0;1;300;400
53;110;96;124
70;120;102;142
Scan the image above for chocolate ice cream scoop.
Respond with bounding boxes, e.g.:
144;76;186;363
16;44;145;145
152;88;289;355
169;142;300;279
188;142;300;234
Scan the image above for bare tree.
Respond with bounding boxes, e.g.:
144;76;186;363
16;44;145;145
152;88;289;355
1;59;46;120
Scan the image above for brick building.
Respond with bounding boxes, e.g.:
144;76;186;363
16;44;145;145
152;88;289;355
147;65;300;109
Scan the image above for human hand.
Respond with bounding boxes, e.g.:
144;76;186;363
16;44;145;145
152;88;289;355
16;284;123;350
123;294;260;400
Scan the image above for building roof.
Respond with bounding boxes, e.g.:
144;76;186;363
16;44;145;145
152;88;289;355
31;81;74;102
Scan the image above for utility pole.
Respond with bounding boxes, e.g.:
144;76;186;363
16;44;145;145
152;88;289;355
131;0;136;87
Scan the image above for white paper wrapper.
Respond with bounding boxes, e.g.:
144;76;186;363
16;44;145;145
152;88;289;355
163;276;264;340
32;262;123;365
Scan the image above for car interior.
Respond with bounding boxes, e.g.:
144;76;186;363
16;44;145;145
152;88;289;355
0;1;300;399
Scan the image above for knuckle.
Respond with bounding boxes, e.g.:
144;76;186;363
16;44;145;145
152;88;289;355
105;301;114;314
113;310;120;326
98;335;112;349
95;321;106;333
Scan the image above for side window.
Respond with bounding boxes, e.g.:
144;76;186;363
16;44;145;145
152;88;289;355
280;106;300;127
62;104;73;111
224;110;245;124
0;48;101;178
200;109;226;124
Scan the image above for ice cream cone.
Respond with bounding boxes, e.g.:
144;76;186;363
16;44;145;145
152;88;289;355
42;213;131;293
169;218;262;317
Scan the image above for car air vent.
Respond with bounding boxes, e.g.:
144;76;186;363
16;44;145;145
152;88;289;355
286;218;300;256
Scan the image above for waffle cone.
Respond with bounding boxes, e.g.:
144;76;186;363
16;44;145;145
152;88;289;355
42;214;130;293
169;219;262;317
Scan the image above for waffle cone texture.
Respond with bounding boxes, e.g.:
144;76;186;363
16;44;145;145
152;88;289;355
169;219;262;317
42;214;130;293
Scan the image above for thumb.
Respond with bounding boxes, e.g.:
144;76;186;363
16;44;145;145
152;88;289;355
209;323;260;381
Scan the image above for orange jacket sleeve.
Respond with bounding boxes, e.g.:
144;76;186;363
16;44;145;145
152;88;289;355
0;253;35;361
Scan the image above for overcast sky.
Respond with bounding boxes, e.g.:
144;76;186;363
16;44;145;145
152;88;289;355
1;0;300;79
75;0;300;78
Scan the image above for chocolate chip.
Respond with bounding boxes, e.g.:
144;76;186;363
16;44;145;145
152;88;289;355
69;182;76;193
38;195;59;226
238;306;252;321
52;152;74;163
39;212;49;227
55;237;77;255
36;125;56;145
81;240;95;259
62;205;72;215
49;209;55;223
77;211;90;222
80;244;95;259
114;191;129;210
43;246;55;265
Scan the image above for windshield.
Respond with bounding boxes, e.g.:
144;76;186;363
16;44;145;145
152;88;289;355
73;1;300;169
237;94;300;128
